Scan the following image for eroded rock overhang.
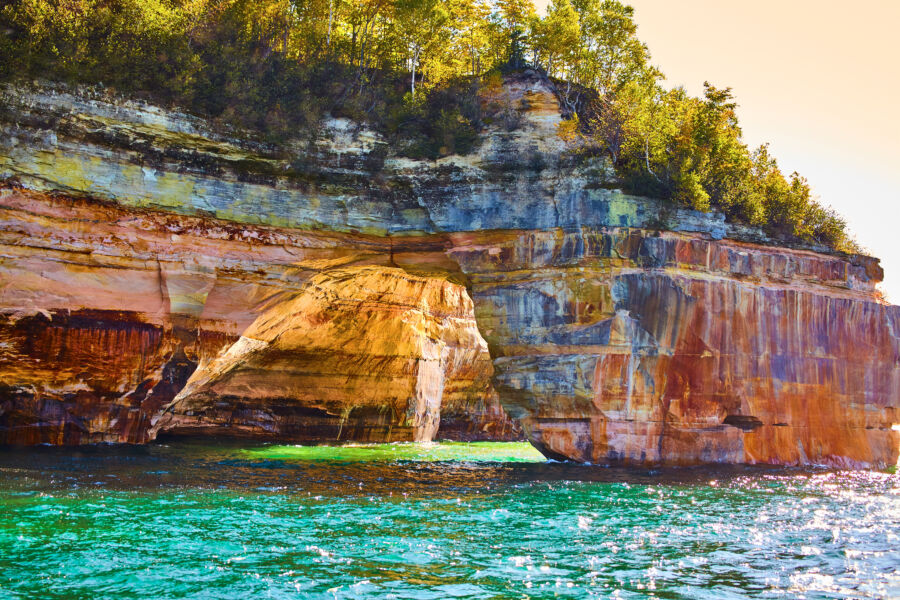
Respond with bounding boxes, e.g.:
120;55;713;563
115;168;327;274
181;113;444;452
0;186;518;445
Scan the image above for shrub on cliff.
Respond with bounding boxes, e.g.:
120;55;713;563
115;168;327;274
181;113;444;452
383;80;482;159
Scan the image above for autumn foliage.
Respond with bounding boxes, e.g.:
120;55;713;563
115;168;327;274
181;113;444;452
0;0;853;250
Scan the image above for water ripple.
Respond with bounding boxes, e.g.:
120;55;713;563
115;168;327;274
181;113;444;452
0;441;897;599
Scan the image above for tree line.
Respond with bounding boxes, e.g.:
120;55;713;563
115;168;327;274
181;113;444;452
0;0;854;250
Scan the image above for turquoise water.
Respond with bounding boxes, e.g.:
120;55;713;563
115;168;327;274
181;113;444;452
1;441;897;599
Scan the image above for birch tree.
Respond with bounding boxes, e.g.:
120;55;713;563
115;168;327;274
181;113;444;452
395;0;449;97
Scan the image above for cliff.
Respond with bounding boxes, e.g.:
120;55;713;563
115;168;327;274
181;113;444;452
0;186;516;444
1;73;897;466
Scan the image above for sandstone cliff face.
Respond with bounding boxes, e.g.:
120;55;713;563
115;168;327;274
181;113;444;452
153;266;503;442
449;229;899;467
0;187;515;444
1;74;897;466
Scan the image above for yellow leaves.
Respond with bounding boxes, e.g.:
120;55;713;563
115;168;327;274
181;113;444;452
496;0;538;30
674;171;711;213
556;114;579;143
532;0;579;76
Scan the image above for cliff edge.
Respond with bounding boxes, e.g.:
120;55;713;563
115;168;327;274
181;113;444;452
1;73;897;467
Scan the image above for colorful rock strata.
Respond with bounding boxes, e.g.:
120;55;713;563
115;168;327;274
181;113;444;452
0;73;896;466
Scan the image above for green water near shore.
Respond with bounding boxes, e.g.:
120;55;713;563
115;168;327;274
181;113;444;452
1;441;897;599
240;441;545;462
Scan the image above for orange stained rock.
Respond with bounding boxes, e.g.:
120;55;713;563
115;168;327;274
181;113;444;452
0;186;897;466
153;266;504;442
0;187;515;444
450;230;900;467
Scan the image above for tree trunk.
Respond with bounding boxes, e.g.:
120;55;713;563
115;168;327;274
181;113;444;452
645;137;661;181
327;0;334;49
411;51;417;97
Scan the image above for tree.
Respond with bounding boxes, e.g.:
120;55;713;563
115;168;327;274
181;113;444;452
496;0;536;34
344;0;391;70
532;0;579;78
448;0;492;76
494;0;536;67
573;0;655;94
395;0;450;97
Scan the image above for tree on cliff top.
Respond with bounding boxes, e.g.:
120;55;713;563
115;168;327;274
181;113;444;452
395;0;448;97
531;0;579;79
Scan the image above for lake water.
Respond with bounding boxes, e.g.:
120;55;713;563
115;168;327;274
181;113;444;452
1;441;897;599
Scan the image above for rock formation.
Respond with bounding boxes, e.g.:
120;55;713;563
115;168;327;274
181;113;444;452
1;73;897;466
0;186;515;444
153;265;500;443
449;228;899;467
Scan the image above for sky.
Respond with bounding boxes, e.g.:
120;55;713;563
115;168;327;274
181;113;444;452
535;0;900;301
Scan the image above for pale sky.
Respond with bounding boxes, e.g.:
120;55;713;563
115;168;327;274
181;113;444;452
535;0;900;302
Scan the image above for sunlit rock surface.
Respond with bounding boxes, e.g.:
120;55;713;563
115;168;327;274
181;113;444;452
152;266;505;443
0;73;897;466
449;229;900;467
0;187;515;443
